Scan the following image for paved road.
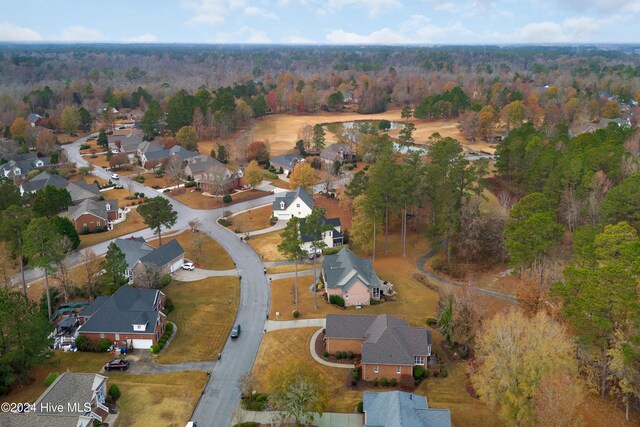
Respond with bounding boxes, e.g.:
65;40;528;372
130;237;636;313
417;240;519;303
59;136;272;427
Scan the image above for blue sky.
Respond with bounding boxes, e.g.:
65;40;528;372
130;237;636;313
0;0;639;44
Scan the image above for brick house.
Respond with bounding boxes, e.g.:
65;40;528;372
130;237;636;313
325;314;432;382
319;143;354;167
0;372;110;426
78;285;167;349
67;199;119;232
113;237;185;284
363;391;451;427
322;248;382;307
184;155;242;195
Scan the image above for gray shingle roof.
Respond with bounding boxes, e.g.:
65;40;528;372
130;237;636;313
322;248;380;292
108;132;144;151
20;171;68;193
27;113;42;124
67;199;118;221
79;296;109;317
363;391;451;427
326;314;432;365
144;145;199;162
114;237;155;269
272;186;314;212
79;286;163;334
0;413;86;427
271;153;302;169
139;239;184;268
66;180;100;203
35;372;105;414
185;155;224;174
320;143;352;162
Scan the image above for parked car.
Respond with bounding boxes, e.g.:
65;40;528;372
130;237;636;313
104;359;130;371
308;247;322;259
111;173;120;180
230;324;241;338
182;261;195;271
111;149;120;154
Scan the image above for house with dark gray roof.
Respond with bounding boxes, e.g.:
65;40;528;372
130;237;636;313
2;152;50;183
27;113;43;127
272;186;314;220
19;170;68;195
67;199;120;233
299;215;343;251
66;180;101;204
0;372;109;426
270;153;303;175
322;248;382;307
184;155;242;195
113;237;185;285
140;144;199;168
363;391;451;427
320;143;354;166
78;285;167;349
325;314;432;381
108;131;144;155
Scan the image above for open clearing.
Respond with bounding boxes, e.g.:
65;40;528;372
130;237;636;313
158;277;237;364
269;275;343;320
78;209;147;249
246;230;283;262
170;188;271;210
227;205;273;233
148;230;235;270
107;371;208;427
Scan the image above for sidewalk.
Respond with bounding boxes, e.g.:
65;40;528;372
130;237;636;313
310;328;354;368
265;318;325;331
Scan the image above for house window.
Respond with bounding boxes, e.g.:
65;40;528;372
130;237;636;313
396;366;401;374
83;223;87;228
344;293;349;300
296;203;300;208
372;288;380;298
414;356;425;365
280;202;285;209
374;365;379;374
97;221;100;226
100;333;105;339
115;334;120;341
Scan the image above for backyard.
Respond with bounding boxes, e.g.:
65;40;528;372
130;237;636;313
157;277;238;364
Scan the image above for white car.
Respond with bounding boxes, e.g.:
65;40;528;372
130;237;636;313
182;262;195;271
111;149;120;154
111;173;120;180
308;247;322;260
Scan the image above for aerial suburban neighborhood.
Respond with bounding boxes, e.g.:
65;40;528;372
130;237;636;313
1;3;640;427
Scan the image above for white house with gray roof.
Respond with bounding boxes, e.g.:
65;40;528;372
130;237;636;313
272;186;314;220
322;248;383;307
363;391;451;427
0;372;109;426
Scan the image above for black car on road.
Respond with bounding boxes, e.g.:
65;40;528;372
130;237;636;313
230;324;241;338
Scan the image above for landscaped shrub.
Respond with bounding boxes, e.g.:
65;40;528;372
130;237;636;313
80;143;91;150
336;352;342;360
74;335;97;352
390;378;397;387
352;369;359;381
44;373;59;386
269;216;278;225
218;218;231;227
98;339;112;352
371;379;379;387
346;351;353;359
458;345;470;360
329;295;345;308
323;245;347;255
185;181;197;188
262;170;278;179
413;366;426;380
380;377;388;387
322;350;329;358
158;274;172;288
341;351;348;359
433;370;439;377
357;401;364;414
233;423;260;427
292;310;300;318
165;322;174;334
108;384;121;401
440;369;448;378
426;317;438;326
223;195;232;203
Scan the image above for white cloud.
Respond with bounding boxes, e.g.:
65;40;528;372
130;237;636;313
244;6;278;20
0;22;43;41
181;0;246;25
123;33;158;43
57;26;105;42
515;22;568;43
326;28;409;44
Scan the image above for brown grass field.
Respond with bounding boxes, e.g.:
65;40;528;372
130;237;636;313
101;188;138;207
246;230;283;262
105;371;208;427
157;277;237;364
269;275;343;320
78;209;147;249
139;172;169;189
170;188;271;210
266;263;315;274
148;230;235;270
228;205;273;233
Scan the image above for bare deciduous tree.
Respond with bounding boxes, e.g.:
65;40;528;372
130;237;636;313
80;248;101;301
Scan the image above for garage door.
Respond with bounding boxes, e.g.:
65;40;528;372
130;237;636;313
131;339;153;349
277;213;291;220
170;258;183;273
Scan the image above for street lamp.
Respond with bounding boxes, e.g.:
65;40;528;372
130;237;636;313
236;269;242;306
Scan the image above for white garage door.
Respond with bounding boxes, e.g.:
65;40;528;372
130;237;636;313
131;339;153;349
277;213;291;220
170;258;184;273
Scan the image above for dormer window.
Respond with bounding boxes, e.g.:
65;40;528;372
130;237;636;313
133;323;148;331
105;203;111;211
280;201;285;209
14;168;21;175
